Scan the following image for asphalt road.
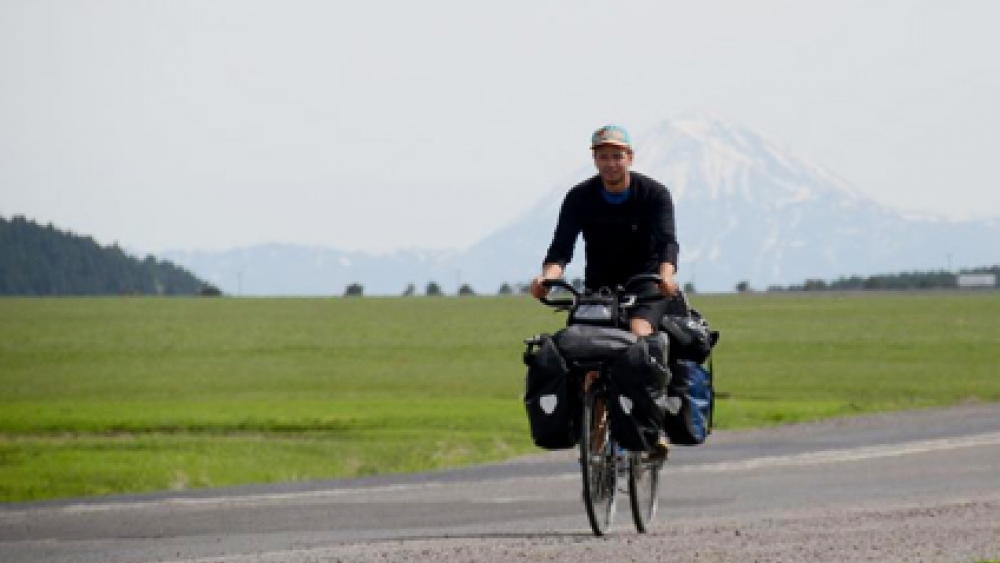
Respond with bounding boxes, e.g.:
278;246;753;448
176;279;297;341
2;403;999;563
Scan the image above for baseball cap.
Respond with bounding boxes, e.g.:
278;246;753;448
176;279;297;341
591;125;632;149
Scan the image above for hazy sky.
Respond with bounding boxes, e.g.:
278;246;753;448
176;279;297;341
2;1;998;253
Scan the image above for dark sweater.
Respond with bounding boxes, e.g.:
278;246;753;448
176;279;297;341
543;172;679;291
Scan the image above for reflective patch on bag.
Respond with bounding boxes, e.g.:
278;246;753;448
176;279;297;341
572;303;614;322
619;395;633;415
540;394;558;415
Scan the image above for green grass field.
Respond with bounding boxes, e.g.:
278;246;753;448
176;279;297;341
2;292;999;502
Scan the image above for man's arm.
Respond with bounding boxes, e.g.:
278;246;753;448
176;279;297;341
649;180;680;295
532;188;582;299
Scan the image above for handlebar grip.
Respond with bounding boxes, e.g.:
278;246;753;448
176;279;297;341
541;278;574;291
539;278;579;307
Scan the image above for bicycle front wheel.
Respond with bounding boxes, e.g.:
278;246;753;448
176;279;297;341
628;452;662;533
580;386;617;536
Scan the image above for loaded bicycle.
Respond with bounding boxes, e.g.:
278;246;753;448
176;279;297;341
524;273;672;536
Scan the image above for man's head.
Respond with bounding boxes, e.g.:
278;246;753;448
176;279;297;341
591;125;633;191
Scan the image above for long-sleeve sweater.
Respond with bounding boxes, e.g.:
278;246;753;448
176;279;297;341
543;171;680;292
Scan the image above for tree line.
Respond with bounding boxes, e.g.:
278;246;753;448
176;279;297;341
0;215;219;296
347;267;1000;297
344;278;700;297
746;266;1000;293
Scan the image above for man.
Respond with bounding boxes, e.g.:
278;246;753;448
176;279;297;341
530;124;680;458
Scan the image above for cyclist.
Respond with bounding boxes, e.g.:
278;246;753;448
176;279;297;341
530;124;680;459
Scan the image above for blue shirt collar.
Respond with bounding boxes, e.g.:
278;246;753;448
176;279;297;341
601;187;630;204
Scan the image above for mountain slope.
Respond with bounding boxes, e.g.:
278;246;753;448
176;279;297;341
163;244;461;296
0;215;215;296
459;115;1000;292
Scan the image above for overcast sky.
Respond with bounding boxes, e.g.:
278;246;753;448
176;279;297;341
2;1;998;253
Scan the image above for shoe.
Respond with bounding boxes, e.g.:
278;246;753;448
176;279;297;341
647;435;670;461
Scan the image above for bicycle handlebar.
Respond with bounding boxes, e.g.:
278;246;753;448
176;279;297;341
537;273;667;309
539;278;579;308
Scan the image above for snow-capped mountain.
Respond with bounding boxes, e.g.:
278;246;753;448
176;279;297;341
164;115;1000;295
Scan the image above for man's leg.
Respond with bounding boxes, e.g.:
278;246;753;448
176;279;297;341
629;317;655;337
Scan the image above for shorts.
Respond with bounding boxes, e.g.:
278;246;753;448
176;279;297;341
626;293;688;328
627;297;670;328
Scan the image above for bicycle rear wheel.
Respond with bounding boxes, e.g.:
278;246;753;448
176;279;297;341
580;386;617;536
628;452;662;532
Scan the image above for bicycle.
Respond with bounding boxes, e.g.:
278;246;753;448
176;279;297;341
531;273;668;536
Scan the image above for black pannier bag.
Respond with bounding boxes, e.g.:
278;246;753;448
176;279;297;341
660;308;720;364
663;359;715;446
605;335;672;452
553;324;637;363
523;334;579;449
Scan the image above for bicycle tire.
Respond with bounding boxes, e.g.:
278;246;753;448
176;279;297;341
628;452;662;532
580;385;617;536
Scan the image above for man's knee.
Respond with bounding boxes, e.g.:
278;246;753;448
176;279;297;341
629;317;655;337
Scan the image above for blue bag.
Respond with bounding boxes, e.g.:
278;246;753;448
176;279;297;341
662;358;715;446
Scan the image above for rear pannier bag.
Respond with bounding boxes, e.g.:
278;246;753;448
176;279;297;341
662;359;715;446
553;324;637;363
523;334;579;450
605;335;672;452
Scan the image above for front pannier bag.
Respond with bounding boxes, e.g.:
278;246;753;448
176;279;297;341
523;334;579;449
605;335;672;452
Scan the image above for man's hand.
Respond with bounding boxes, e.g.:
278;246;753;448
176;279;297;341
658;263;679;297
532;264;565;299
657;275;680;297
530;276;550;299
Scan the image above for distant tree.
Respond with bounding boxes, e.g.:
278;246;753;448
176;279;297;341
402;283;416;297
683;282;696;294
735;281;751;293
863;276;887;290
498;283;512;295
344;283;364;297
426;281;443;296
199;285;223;297
517;283;532;295
458;283;476;296
803;279;827;291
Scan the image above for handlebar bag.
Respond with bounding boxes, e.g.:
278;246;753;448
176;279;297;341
523;334;580;450
553;324;637;363
568;294;620;326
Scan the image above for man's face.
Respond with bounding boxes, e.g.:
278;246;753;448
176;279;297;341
593;145;633;189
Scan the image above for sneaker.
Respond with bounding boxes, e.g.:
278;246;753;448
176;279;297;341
647;435;670;461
